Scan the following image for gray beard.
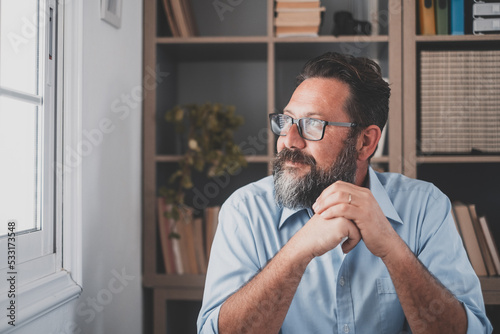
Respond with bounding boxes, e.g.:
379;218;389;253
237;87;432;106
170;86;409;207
272;136;358;210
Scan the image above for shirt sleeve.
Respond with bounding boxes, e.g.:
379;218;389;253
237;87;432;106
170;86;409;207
197;200;262;334
415;186;493;334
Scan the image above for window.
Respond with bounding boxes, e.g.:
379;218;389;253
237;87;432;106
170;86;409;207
0;0;82;330
0;0;56;270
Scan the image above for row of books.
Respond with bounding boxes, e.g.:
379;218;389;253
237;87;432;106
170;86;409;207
452;201;500;277
157;197;220;275
419;50;500;154
419;0;500;35
162;0;197;37
157;197;499;277
274;0;325;37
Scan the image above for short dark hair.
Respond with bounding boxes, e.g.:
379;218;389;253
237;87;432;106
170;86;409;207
296;52;390;134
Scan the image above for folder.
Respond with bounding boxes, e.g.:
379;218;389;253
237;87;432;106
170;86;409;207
419;0;437;35
435;0;449;34
450;0;465;35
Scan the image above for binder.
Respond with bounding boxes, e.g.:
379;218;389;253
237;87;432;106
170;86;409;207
435;0;449;34
450;0;465;35
419;0;437;35
473;3;500;16
473;17;500;33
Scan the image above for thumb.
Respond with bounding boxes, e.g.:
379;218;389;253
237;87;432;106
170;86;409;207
341;223;361;254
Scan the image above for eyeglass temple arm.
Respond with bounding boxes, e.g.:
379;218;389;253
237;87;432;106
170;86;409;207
325;121;358;128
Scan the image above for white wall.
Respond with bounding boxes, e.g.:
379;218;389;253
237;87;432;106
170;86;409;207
15;0;143;333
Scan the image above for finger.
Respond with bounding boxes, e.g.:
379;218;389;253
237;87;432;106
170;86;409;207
313;190;349;214
313;182;362;213
318;203;356;221
341;221;362;253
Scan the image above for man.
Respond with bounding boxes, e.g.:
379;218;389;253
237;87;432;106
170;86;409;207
197;52;492;333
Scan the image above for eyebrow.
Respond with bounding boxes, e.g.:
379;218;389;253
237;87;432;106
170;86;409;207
282;109;323;119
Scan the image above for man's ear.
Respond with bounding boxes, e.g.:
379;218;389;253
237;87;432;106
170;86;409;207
357;125;381;161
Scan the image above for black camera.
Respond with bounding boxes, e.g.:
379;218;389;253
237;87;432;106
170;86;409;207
332;11;372;36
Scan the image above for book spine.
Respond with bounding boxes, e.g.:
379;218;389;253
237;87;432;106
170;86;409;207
419;0;437;35
450;0;465;35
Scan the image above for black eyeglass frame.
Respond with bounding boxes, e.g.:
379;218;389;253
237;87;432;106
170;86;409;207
268;113;358;141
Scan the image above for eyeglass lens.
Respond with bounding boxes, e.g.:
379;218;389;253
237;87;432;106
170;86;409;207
270;114;324;141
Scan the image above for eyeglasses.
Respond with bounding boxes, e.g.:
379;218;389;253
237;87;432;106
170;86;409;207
269;113;358;141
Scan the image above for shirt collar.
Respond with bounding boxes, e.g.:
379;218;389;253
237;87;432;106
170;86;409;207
278;206;313;230
277;166;403;230
368;166;403;225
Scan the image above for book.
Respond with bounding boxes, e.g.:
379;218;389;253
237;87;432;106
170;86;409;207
275;12;323;23
435;0;449;34
177;207;198;274
157;197;177;274
275;25;320;37
453;202;488;276
192;217;208;274
276;1;320;9
419;0;436;35
469;204;497;276
162;0;180;37
181;0;198;36
169;0;197;37
165;204;185;274
274;0;325;37
479;216;500;275
205;206;220;259
450;205;462;237
450;0;465;35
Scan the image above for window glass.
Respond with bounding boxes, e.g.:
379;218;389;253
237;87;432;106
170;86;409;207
0;0;40;95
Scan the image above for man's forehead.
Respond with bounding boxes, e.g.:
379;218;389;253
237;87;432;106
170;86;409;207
285;79;350;120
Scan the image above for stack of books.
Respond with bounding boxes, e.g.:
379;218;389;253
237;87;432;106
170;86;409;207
162;0;197;37
452;201;500;277
418;0;500;35
157;197;220;275
419;50;500;154
274;0;326;37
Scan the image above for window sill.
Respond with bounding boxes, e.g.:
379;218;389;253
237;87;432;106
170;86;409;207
0;270;82;333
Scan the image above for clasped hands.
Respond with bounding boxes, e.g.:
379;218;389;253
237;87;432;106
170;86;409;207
294;181;399;260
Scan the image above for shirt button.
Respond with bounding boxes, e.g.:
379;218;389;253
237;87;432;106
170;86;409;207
343;324;350;333
339;276;345;287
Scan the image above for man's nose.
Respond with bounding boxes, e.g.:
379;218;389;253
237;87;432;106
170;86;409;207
283;123;306;150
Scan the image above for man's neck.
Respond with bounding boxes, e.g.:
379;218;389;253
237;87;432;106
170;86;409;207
354;164;369;187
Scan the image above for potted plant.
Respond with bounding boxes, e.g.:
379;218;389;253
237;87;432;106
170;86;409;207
159;102;247;238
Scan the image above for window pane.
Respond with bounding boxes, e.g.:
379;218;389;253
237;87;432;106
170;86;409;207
0;96;39;236
0;0;40;95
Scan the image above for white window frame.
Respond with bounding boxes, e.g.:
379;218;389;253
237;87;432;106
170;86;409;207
0;0;82;331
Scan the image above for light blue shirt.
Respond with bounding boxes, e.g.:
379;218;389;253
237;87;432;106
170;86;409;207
197;167;492;333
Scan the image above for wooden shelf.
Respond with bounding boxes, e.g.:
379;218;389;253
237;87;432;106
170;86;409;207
156;35;389;45
155;155;272;163
144;273;500;305
272;35;389;43
156;36;269;44
144;273;206;289
417;156;500;164
415;34;500;42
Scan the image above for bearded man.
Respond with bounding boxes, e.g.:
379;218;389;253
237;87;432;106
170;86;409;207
197;52;492;334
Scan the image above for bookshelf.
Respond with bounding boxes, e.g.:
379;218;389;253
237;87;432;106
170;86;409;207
143;0;499;333
402;1;500;329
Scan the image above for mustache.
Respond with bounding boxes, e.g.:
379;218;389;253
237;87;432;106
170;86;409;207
276;148;316;166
